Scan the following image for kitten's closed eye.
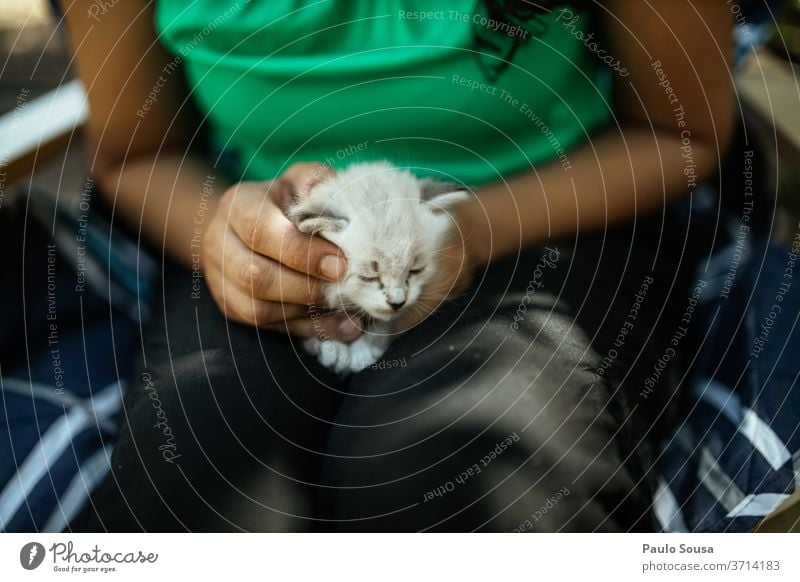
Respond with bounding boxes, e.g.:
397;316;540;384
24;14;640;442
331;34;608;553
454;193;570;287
409;267;425;275
359;275;381;283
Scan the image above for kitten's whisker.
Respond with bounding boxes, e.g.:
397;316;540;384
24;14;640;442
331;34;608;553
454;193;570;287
436;240;467;251
407;300;434;321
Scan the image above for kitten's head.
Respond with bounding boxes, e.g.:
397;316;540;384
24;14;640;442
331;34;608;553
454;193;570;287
288;162;469;321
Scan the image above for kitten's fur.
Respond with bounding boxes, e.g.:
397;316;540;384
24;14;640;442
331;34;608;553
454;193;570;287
287;161;468;374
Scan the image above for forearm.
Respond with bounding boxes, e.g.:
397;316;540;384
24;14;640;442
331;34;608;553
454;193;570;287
95;151;226;269
462;126;721;265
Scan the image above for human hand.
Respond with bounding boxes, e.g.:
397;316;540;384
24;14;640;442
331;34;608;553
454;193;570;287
394;202;478;332
201;162;362;341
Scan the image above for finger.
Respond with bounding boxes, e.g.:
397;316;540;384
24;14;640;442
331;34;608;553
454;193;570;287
214;278;308;327
228;182;348;282
222;230;329;305
264;313;363;342
279;162;335;203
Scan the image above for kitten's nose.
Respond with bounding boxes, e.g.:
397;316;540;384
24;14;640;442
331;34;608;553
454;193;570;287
386;287;406;310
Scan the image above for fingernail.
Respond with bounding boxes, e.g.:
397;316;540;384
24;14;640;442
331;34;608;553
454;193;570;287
320;255;347;280
337;318;362;341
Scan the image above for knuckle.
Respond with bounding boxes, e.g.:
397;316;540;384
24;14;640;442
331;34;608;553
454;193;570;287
250;301;274;327
285;239;314;273
285;161;312;175
232;299;259;326
238;207;264;247
219;185;236;207
223;296;248;324
220;182;251;214
283;162;333;194
247;262;278;296
239;261;262;287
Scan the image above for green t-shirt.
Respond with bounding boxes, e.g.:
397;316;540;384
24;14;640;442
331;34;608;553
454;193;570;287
155;0;611;185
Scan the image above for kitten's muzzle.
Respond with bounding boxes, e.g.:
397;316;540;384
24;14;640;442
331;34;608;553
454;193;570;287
385;286;407;309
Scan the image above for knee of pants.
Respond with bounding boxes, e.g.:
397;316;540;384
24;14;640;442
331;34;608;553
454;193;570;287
102;350;334;531
319;414;646;531
319;360;649;531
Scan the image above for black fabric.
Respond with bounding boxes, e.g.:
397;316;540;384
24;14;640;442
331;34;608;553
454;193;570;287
70;207;707;532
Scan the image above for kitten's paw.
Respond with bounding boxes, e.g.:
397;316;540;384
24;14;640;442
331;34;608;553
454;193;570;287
303;337;323;356
309;339;354;374
303;332;390;375
346;337;386;372
304;337;387;374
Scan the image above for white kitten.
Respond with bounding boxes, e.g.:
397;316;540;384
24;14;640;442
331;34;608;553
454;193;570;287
287;161;469;374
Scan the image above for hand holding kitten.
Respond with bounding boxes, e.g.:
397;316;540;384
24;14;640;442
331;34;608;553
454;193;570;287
201;162;363;342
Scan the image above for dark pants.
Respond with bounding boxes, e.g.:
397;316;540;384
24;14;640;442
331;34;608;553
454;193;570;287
71;211;702;532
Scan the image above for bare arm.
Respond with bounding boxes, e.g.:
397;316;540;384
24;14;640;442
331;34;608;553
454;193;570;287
60;0;356;339
459;0;735;265
60;0;220;267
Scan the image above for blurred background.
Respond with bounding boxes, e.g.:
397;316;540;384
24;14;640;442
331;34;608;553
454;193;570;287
1;0;87;203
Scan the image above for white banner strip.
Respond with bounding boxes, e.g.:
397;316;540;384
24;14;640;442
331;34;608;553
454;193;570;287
1;533;798;581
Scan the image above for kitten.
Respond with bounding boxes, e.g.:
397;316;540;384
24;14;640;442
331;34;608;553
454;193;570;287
287;161;469;374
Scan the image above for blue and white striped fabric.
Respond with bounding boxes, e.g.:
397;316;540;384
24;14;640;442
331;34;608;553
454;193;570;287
0;183;155;532
1;381;120;532
652;0;797;533
655;234;800;532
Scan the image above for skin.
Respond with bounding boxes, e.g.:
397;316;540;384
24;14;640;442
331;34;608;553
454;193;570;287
59;0;734;339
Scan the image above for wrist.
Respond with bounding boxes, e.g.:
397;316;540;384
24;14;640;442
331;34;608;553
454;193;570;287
454;196;489;269
449;199;482;294
196;190;225;275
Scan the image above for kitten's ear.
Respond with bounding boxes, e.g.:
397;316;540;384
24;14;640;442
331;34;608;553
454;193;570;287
288;202;349;235
419;179;470;213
